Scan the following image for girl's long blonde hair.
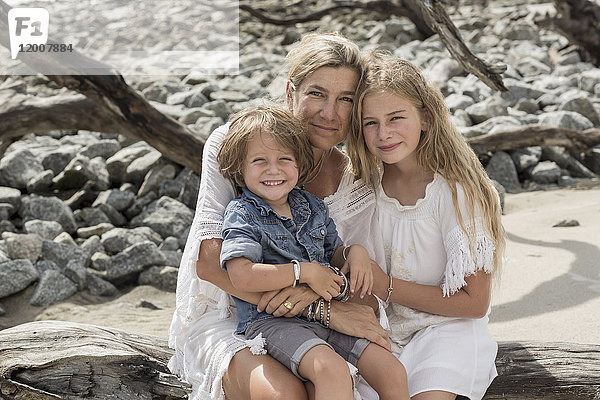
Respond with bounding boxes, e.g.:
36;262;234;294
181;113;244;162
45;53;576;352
348;51;505;275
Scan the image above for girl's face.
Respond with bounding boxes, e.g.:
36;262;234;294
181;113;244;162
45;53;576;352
287;66;359;152
243;131;299;208
362;91;428;167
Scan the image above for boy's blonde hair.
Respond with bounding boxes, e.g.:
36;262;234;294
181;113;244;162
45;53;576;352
218;105;314;189
286;32;362;91
348;51;505;275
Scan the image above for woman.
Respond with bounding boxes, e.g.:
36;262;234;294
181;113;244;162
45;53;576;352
347;52;505;400
168;33;389;400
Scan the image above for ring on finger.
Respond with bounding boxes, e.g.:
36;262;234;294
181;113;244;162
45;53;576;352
282;300;294;310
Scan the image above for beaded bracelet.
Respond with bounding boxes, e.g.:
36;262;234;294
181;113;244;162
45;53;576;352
325;300;331;328
319;297;325;325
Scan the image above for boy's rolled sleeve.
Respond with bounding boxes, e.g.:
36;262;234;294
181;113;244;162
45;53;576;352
220;207;263;270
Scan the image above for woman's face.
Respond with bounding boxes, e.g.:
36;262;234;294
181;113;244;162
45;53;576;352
287;66;359;152
361;91;427;167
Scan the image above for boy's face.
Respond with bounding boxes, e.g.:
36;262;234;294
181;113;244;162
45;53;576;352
243;130;299;209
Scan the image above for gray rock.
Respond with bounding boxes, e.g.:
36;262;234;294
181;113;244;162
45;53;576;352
52;155;110;191
81;235;105;255
159;236;180;251
92;189;136;212
130;196;194;239
578;69;600;93
485;151;521;193
75;207;111;227
514;98;539;114
86;273;118;296
179;226;190;249
0;304;4;315
103;241;166;285
511;147;542;173
542;146;597;178
96;203;127;227
126;150;165;184
90;252;110;271
0;186;21;209
101;226;162;255
193;117;225;139
124;192;157;219
501;79;546;107
202;100;231;119
583;147;600;174
142;84;168;103
465;96;508;124
106;143;153;184
0;203;15;220
41;240;91;269
176;168;200;209
0;149;44;189
556;51;581;66
80;139;121;159
53;232;78;247
138;266;178;292
162;250;182;267
460;116;522;138
0;259;38;298
20;196;77;233
0;221;16;236
491;179;506;213
77;223;114;239
445;94;475;114
530;161;561;184
26;170;54;193
537;93;561;109
516;57;551;77
149;102;187;120
538;111;593;131
41;145;80;174
553;219;580;227
210;90;250;103
558;95;600;126
159;180;184;199
29;270;78;306
6;234;43;262
63;259;87;290
0;249;9;263
34;259;61;275
179;108;216;124
138;164;178;197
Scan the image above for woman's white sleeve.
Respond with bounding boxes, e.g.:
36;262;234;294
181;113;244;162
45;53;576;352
439;182;495;297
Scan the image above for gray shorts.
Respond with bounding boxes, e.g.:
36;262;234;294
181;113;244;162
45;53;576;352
244;317;370;380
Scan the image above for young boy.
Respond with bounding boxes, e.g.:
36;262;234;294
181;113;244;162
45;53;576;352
217;105;410;400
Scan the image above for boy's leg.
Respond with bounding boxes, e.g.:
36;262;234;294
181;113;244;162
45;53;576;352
297;344;353;400
356;343;410;400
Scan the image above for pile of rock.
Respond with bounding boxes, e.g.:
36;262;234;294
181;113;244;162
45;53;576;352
1;0;600;312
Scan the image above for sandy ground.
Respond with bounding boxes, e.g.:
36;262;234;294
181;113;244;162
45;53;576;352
1;186;599;345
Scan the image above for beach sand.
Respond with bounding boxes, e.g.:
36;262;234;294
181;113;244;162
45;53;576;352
1;186;599;345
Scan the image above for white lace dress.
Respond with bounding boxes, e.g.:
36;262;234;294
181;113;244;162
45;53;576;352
364;173;498;400
168;124;386;400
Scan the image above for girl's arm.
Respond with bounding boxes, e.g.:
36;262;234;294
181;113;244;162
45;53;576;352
371;263;492;318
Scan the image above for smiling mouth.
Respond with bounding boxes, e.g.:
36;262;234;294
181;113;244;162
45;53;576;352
262;180;285;186
379;143;401;151
313;124;337;132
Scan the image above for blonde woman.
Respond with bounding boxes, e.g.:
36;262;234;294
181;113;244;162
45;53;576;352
169;34;391;400
347;52;506;400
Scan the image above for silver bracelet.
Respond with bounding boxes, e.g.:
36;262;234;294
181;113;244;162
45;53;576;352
342;245;351;261
291;259;301;287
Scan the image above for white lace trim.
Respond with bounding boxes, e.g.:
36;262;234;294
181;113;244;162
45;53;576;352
442;224;495;297
326;178;375;221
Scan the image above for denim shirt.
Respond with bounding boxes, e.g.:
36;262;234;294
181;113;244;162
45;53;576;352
220;187;344;333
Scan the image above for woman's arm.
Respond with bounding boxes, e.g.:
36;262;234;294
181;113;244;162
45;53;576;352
371;263;492;319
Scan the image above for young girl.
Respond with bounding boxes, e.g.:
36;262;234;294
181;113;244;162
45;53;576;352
217;105;410;400
348;52;506;400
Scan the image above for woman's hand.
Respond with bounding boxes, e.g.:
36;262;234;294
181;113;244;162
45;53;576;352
257;285;319;317
329;301;392;352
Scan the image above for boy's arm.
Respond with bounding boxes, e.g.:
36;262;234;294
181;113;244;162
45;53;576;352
227;257;343;301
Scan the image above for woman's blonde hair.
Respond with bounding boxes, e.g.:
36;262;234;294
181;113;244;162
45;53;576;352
348;51;505;275
218;105;314;189
286;32;362;90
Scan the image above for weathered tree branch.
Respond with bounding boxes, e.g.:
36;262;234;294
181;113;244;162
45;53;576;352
240;0;507;92
240;0;435;37
1;321;599;400
467;125;600;155
0;1;205;175
535;0;600;66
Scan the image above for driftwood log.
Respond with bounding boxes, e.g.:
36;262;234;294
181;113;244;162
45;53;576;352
0;0;206;175
1;321;599;400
